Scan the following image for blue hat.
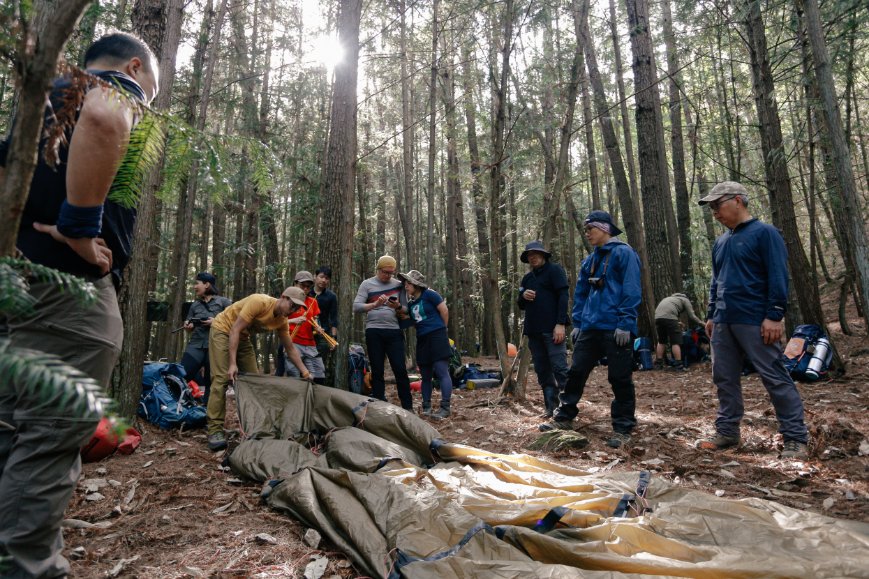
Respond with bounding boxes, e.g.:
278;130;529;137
584;210;622;236
520;240;552;263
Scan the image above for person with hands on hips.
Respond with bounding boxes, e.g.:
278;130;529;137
539;211;642;449
697;181;809;460
516;240;570;417
205;287;309;451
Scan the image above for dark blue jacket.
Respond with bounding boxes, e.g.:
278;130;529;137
708;218;788;325
572;239;641;335
517;261;570;334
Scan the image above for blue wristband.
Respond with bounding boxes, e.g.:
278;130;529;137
56;199;103;238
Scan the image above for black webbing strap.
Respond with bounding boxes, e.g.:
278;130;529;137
389;521;494;578
613;470;652;517
533;506;569;533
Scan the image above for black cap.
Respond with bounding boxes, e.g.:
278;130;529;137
195;272;219;295
583;210;623;236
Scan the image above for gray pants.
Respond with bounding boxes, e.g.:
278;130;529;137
285;344;326;380
1;277;122;578
711;323;807;443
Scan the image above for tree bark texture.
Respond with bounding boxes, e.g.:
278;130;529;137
625;0;677;304
318;0;362;390
800;0;869;322
114;0;184;418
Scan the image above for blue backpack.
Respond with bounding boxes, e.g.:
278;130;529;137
138;362;207;429
783;324;832;382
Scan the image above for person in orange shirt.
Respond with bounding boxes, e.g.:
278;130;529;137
283;271;327;385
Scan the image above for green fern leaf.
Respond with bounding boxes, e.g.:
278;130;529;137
0;257;97;315
108;112;167;208
0;338;112;419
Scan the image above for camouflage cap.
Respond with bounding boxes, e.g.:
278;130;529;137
698;181;749;205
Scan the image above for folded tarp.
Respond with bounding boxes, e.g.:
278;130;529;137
231;374;869;578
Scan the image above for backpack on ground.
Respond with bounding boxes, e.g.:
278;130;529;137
633;337;654;370
138;362;207;429
81;417;142;462
783;324;832;382
348;344;369;395
447;339;464;382
681;327;710;366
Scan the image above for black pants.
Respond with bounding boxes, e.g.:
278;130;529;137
181;346;210;403
554;329;637;434
365;327;412;410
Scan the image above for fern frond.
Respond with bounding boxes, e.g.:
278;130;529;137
108;112;167;208
0;338;112;419
0;257;97;315
0;263;36;315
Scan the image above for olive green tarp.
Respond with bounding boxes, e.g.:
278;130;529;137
230;374;869;578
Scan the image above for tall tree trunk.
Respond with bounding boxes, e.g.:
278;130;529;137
461;42;494;355
625;0;678;302
661;0;695;297
318;0;362;390
114;0;184;418
576;0;655;337
608;0;639;205
424;0;439;277
487;0;514;379
398;0;415;264
800;0;869;322
741;0;842;371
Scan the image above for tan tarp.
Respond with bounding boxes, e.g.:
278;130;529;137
232;374;869;578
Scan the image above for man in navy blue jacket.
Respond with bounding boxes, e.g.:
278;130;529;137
699;182;808;459
517;241;570;416
540;212;642;449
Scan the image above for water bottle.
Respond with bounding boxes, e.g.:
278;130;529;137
804;337;831;381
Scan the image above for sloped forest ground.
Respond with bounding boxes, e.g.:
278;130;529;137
67;316;868;578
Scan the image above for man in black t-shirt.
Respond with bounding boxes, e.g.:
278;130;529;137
0;32;158;578
517;241;570;417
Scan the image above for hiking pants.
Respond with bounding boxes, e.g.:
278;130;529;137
526;332;568;414
554;329;636;434
207;331;258;435
1;276;121;578
285;344;326;381
181;345;211;402
711;323;808;443
364;328;413;410
419;359;452;410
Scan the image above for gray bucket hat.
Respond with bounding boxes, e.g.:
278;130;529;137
396;270;428;289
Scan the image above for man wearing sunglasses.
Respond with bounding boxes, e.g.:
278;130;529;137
699;181;808;460
540;211;642;449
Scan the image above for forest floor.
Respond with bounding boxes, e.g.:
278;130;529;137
66;318;868;578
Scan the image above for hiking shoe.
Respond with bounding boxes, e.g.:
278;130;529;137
697;434;740;451
781;440;809;460
421;406;432;417
207;432;227;452
538;420;573;432
607;432;632;448
430;407;451;420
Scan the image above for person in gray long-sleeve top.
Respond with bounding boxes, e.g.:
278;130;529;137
654;293;704;371
352;255;413;410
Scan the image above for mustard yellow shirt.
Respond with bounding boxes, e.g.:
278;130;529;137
211;294;290;340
